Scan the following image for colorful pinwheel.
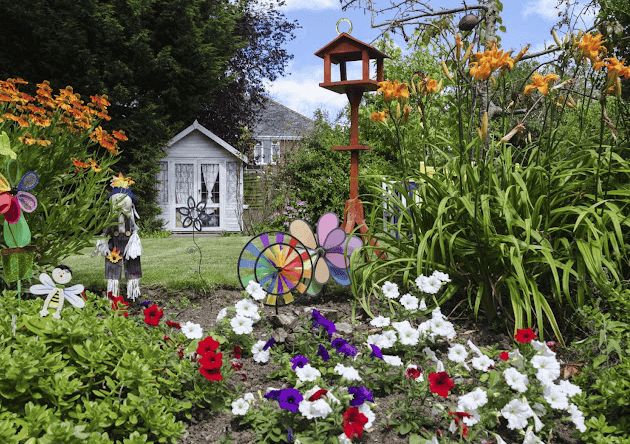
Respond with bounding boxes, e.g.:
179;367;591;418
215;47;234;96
289;212;363;296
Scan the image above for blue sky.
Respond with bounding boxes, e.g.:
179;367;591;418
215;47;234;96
266;0;597;119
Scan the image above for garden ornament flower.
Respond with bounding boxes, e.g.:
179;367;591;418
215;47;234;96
176;195;211;232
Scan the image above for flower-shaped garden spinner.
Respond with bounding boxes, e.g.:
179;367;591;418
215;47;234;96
290;212;363;296
177;196;212;232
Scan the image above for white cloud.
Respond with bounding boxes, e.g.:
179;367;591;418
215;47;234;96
266;62;369;119
523;0;563;21
280;0;338;11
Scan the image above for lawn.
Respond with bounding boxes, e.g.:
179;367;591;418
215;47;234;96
61;235;250;291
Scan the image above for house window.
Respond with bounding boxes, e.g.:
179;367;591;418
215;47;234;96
254;142;262;165
156;161;168;204
254;141;280;165
271;141;280;164
200;164;220;227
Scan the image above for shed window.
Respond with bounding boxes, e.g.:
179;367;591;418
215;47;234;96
156;161;168;204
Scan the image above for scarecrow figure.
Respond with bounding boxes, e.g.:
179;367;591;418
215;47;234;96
92;173;142;300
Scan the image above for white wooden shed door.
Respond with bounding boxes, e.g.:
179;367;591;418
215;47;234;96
174;162;221;230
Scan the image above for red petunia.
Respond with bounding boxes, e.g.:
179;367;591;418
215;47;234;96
196;336;220;356
166;321;181;329
499;351;510;361
199;366;223;381
449;411;472;437
342;407;368;439
405;367;422;380
143;304;163;326
515;327;536;344
233;345;242;359
309;389;328;401
428;372;455;398
110;295;129;316
231;359;243;371
199;352;223;370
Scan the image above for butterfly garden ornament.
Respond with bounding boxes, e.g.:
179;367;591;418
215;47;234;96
30;264;85;319
91;173;143;300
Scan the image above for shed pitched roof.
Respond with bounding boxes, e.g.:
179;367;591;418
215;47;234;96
252;99;314;140
168;120;247;163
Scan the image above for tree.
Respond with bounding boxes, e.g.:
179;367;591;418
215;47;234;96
197;0;299;149
0;0;244;231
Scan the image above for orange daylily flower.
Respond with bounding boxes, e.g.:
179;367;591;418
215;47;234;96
371;110;390;123
469;43;515;81
577;33;606;64
377;80;409;102
417;74;442;95
524;72;560;96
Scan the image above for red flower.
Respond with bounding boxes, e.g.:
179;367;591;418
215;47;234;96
428;372;455;398
448;411;472;437
499;351;509;361
143;304;163;326
199;352;223;370
233;345;242;359
196;336;220;356
166;321;181;329
515;327;536;343
309;389;328;401
405;367;422;380
110;295;129;317
342;407;368;439
199;366;223;381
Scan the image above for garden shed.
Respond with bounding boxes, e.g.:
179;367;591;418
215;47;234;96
156;120;247;233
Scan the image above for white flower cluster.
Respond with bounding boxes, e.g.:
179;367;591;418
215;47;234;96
417;307;457;341
215;295;262;335
251;340;270;363
415;270;450;295
231;392;255;415
333;363;362;381
181;321;203;339
297;386;339;420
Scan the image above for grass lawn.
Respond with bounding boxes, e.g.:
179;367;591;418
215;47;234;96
62;235;250;292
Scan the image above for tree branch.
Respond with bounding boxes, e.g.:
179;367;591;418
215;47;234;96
370;4;488;28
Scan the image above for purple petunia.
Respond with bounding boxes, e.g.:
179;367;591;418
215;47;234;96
312;309;336;338
139;300;153;307
348;386;374;407
278;388;303;413
263;337;275;351
331;338;358;357
370;344;383;359
290;354;309;370
317;344;330;362
264;389;282;401
331;337;347;350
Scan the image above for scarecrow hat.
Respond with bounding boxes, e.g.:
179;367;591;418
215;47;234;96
106;173;137;203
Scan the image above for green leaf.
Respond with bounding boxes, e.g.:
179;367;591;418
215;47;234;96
0;132;17;159
499;25;507;33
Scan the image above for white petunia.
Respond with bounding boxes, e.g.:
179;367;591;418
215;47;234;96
557;379;582;398
358;403;375;429
370;315;390;327
382;281;400;299
338;433;353;444
230;315;254;335
216;308;228;322
398;325;420;346
467;340;483;357
457;387;488;410
415;274;442;294
522;429;544;444
419;298;427;311
312;398;333;418
383;355;403;366
251;340;270;363
431;270;451;283
455;405;481;426
392;320;412;333
235;299;259;318
432;318;456;340
423;347;438;362
447;344;468;364
299;399;332;419
245;280;262;296
531;355;561;382
251;288;267;301
472;354;495;372
400;293;419;311
543;384;569;410
181;321;203;339
501;398;534;430
531;340;556;357
503;367;529;393
379;330;397;348
567;404;586;432
243;392;255;403
424;437;439;444
231;398;250;415
431;306;445;319
334;363;362;381
508;348;525;369
296;364;321;382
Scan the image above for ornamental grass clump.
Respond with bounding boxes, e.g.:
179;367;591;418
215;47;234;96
355;29;630;343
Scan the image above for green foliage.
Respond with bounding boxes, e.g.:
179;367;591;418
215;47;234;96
0;290;236;443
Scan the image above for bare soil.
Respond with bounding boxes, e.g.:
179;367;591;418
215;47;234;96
132;284;584;444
